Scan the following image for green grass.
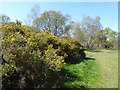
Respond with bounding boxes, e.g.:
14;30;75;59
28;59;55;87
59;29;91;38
60;48;118;88
90;49;118;88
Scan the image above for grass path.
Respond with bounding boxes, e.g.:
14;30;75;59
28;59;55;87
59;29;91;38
86;49;118;88
62;49;118;88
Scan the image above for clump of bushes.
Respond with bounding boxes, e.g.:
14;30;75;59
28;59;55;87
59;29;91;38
1;22;85;88
102;41;113;48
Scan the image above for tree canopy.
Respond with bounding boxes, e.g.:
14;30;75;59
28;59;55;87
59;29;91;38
0;15;10;23
33;10;72;37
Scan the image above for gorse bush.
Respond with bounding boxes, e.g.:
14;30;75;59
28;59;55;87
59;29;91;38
59;38;86;61
1;22;85;88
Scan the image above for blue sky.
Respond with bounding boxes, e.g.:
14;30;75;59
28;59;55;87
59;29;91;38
0;2;118;31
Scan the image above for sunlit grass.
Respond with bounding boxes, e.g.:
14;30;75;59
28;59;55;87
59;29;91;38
61;49;118;88
61;60;106;88
92;49;118;88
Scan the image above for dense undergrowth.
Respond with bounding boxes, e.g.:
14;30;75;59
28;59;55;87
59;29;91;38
1;22;86;88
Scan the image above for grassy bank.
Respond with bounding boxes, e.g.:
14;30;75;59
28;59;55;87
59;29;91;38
60;49;118;88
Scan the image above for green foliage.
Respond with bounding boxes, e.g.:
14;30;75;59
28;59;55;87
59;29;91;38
33;10;71;37
2;63;16;77
101;28;117;39
99;28;117;48
0;14;10;23
102;41;113;48
72;16;117;49
59;38;86;61
44;44;65;71
1;22;85;88
73;16;103;47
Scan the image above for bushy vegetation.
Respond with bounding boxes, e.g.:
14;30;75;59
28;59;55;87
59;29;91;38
1;22;85;88
0;7;117;88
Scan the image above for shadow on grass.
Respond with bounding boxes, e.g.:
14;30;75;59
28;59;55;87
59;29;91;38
84;57;95;60
86;50;102;53
67;57;96;64
67;59;83;64
59;57;96;88
59;68;86;88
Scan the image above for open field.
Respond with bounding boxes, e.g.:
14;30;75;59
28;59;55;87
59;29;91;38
91;49;118;88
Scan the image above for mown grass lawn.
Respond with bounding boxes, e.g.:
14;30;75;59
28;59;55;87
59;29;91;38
61;49;118;88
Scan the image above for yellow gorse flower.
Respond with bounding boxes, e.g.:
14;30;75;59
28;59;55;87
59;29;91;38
11;38;15;42
61;60;64;62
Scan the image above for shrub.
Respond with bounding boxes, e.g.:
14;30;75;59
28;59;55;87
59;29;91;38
102;41;113;48
1;22;85;88
59;38;86;61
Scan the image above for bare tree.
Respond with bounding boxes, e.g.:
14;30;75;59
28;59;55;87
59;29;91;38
25;5;41;26
73;16;103;48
